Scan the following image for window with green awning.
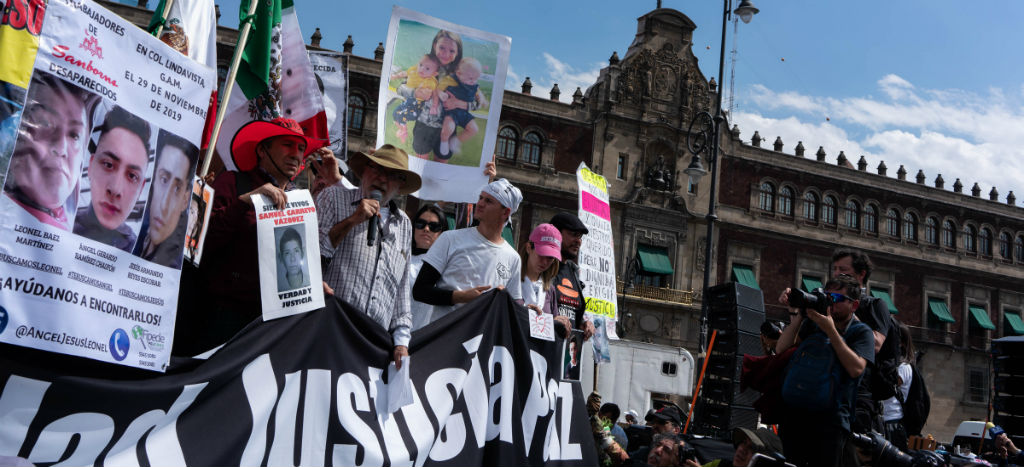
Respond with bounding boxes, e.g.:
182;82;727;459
637;244;674;275
732;264;760;290
968;305;995;330
801;276;823;292
1005;313;1024;335
871;288;899;314
928;298;956;323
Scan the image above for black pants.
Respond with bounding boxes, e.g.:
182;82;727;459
883;419;908;452
780;419;851;467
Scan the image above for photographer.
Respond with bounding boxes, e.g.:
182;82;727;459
992;425;1024;466
776;275;875;467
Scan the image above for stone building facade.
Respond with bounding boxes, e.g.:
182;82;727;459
106;0;1022;441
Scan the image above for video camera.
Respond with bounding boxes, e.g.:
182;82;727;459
851;431;945;467
788;287;834;316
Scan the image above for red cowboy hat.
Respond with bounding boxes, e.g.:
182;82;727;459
230;117;326;171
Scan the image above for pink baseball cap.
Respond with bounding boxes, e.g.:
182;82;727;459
529;223;562;261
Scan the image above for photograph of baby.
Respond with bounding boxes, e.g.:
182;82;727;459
379;9;508;170
274;225;311;292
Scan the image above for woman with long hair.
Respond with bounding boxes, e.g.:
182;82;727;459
520;223;572;337
409;204;447;330
880;321;915;451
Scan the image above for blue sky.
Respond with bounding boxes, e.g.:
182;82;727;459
210;0;1024;198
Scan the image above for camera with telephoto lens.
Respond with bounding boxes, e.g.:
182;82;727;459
788;287;833;315
851;431;945;467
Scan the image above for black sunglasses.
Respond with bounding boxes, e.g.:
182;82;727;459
414;219;444;232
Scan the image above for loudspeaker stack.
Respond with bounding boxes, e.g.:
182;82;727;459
692;282;765;440
993;336;1024;447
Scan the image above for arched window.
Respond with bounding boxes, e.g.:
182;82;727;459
1016;235;1024;262
496;127;518;161
759;182;775;212
1000;232;1012;259
803;192;818;221
964;225;977;253
926;217;939;245
823;195;837;224
778;187;794;216
348;94;366;130
864;204;878;233
845;200;860;229
980;228;993;256
942;220;956;248
886;209;900;237
522;132;542;164
903;212;917;242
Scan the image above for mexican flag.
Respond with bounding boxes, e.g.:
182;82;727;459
213;0;328;171
148;0;219;149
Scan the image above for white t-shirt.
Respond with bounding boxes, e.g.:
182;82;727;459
409;254;434;330
881;362;914;421
421;227;522;321
522;276;547;307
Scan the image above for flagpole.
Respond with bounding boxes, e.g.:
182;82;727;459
150;0;176;38
199;0;259;178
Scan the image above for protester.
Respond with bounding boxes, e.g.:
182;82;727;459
173;117;334;356
413;178;523;320
600;403;630;451
641;434;700;467
549;212;596;339
701;427;784;467
72;105;151;252
518;223;574;336
589;393;630;466
318;144;421;368
776;275;875;467
992;425;1024;465
133;129;198;268
646;406;684;436
880;321;915;451
625;410;640;426
4;73;100;230
410;203;447;330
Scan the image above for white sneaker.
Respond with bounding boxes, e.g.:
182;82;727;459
449;136;462;154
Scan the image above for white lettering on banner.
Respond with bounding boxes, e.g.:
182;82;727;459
0;344;584;464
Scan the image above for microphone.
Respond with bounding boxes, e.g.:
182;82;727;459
367;189;382;246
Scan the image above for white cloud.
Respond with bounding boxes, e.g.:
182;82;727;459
734;75;1024;198
522;52;604;103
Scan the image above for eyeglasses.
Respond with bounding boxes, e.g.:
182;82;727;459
828;292;852;303
414;219;444;232
366;161;407;182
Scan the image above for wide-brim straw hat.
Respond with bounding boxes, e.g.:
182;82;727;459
230;117;325;171
348;144;422;195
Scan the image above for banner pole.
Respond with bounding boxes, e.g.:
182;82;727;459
199;0;259;178
592;361;599;390
683;329;717;435
150;0;176;38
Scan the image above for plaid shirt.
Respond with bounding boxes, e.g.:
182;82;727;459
317;185;412;345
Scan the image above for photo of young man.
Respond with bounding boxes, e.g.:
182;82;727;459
133;129;198;268
275;226;310;292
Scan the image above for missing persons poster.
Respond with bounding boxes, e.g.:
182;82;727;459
576;163;618;333
183;176;213;265
253;190;324;320
377;7;511;203
0;0;215;371
307;50;348;159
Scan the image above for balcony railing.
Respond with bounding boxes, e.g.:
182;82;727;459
907;325;954;346
617;281;694;305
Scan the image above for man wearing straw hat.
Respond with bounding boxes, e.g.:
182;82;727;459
174;117;336;355
317;144;422;368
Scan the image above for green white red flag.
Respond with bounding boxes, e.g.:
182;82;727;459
214;0;328;171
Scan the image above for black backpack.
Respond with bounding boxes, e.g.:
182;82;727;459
899;365;931;436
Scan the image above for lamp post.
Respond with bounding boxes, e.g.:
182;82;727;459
685;0;759;354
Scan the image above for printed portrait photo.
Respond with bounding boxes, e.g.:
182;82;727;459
184;178;211;264
132;129;200;269
562;329;584;381
275;225;311;292
3;71;102;232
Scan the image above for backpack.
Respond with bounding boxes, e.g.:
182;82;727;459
782;321;869;411
898;365;931;436
862;298;902;401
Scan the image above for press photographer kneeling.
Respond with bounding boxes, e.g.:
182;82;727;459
775;275;875;467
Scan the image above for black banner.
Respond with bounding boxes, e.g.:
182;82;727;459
0;291;597;466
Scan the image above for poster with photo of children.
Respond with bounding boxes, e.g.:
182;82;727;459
377;7;511;203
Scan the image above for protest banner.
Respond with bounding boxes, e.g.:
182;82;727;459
0;0;215;371
378;6;511;203
308;50;348;159
575;163;619;329
253;189;324;320
183;176;212;265
0;291;597;466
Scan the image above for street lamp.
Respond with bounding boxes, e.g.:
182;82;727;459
685;0;759;353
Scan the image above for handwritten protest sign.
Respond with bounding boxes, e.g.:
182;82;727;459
0;0;214;370
576;164;618;330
